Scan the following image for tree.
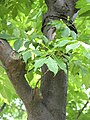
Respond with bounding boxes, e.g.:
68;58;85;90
0;0;90;120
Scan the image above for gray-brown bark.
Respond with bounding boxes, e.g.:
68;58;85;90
41;0;78;120
0;0;78;120
41;65;67;120
0;39;55;120
42;0;78;37
0;39;32;111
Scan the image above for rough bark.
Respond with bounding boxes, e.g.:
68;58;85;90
0;39;32;112
42;0;78;38
41;0;78;120
0;0;78;120
0;39;55;120
41;65;67;120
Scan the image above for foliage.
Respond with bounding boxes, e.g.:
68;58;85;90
0;0;90;120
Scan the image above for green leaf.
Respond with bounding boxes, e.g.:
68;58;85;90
61;27;70;37
66;42;80;53
26;70;34;82
83;52;90;60
0;32;10;39
71;31;77;40
12;28;20;37
18;4;26;14
34;58;47;71
0;86;12;102
32;50;42;56
0;76;16;102
79;10;90;17
81;42;90;50
23;50;31;63
14;39;23;51
12;7;18;19
76;0;88;8
42;35;49;44
54;56;67;74
24;41;31;48
82;75;90;88
87;0;90;2
55;39;70;48
45;57;58;75
79;5;90;15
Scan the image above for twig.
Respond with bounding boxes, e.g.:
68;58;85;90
76;97;90;119
0;103;6;113
32;69;49;100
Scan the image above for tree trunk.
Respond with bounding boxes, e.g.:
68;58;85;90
0;0;77;120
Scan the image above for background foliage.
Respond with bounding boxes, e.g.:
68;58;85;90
0;0;90;120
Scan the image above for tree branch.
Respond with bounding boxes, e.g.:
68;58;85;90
76;97;90;119
0;39;55;120
0;39;32;111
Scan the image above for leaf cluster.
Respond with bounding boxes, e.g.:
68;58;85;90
0;0;90;119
